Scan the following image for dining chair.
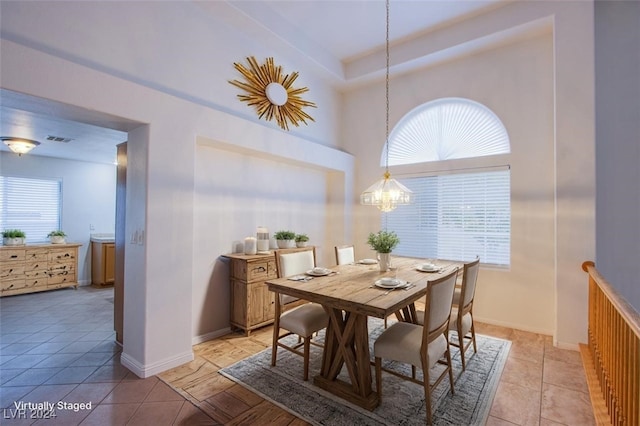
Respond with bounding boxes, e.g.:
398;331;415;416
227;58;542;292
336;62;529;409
447;257;480;370
416;257;480;371
334;244;355;265
374;268;458;424
272;247;329;381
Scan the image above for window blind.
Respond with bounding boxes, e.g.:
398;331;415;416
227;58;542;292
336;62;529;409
0;176;62;243
386;169;510;266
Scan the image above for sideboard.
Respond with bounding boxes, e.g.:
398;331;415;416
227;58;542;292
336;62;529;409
223;252;278;336
0;243;82;297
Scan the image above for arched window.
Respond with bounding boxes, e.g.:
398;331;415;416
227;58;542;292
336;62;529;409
383;97;510;166
384;98;511;267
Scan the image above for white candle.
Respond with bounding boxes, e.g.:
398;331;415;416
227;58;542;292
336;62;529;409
244;237;257;255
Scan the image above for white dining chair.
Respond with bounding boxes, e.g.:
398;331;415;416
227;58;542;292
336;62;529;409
334;244;355;265
416;257;480;371
272;247;329;381
374;268;458;424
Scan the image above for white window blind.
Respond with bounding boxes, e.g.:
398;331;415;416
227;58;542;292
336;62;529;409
386;169;511;266
0;176;62;243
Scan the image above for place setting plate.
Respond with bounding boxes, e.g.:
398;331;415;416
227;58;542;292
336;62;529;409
415;263;442;273
374;277;410;289
306;267;333;277
357;258;378;265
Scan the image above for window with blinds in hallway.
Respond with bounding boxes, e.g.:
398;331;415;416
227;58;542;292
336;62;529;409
0;176;62;243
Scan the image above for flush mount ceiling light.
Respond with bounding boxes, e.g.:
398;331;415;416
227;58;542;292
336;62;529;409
360;0;413;213
229;56;316;131
1;137;41;156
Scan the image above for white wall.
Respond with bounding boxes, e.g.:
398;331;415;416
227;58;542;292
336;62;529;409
193;142;332;340
595;1;640;310
0;152;116;285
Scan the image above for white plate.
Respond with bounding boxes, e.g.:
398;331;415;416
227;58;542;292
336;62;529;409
358;259;378;265
416;265;441;272
374;278;408;289
306;268;332;277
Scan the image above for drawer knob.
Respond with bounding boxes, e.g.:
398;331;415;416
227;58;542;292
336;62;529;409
253;266;266;273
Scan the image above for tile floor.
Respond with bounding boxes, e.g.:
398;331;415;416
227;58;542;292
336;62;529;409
1;286;595;425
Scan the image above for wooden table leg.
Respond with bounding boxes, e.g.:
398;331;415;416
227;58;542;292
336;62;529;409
314;307;379;411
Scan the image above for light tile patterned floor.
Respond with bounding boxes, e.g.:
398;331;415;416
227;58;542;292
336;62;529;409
1;287;595;425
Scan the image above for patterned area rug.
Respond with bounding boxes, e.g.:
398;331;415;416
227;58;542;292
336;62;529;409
220;318;511;426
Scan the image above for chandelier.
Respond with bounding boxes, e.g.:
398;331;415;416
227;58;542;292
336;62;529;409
360;0;413;213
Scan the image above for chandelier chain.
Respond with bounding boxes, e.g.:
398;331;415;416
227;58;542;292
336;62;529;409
385;0;390;171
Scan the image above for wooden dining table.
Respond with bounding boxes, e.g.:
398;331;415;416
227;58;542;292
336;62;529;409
265;256;461;411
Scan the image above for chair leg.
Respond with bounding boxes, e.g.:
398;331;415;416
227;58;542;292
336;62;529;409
423;363;432;425
303;336;311;381
446;344;455;395
271;297;281;367
457;323;466;371
271;329;278;367
375;357;382;396
470;317;478;354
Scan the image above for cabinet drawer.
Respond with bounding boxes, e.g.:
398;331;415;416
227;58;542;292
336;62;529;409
1;264;25;280
26;269;50;281
1;278;26;291
25;260;47;272
48;270;76;285
48;249;76;263
25;249;47;262
234;259;277;282
0;249;25;262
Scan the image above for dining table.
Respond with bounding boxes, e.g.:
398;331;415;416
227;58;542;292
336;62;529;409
265;256;461;411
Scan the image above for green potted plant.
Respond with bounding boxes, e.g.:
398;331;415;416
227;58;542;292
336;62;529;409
47;230;67;244
367;230;400;271
2;229;26;246
295;233;309;248
274;230;296;249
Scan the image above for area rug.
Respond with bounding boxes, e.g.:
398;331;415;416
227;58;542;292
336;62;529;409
220;318;511;426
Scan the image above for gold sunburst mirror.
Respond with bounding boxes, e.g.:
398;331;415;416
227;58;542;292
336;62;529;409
229;57;316;131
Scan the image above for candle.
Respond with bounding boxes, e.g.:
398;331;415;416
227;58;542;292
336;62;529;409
256;226;270;253
244;237;257;255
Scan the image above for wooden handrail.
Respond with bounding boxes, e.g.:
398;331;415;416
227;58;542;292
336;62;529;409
581;261;640;425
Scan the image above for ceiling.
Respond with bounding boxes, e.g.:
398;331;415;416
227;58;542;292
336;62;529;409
0;0;504;165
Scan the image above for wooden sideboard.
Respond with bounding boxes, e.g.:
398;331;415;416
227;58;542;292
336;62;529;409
223;252;278;336
0;243;82;297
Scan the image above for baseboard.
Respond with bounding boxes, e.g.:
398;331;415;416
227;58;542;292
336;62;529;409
120;350;194;378
474;315;553;336
192;327;232;345
475;316;581;350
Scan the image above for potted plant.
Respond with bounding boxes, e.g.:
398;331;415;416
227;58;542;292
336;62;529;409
295;233;309;248
2;229;26;246
47;230;67;244
367;230;400;271
274;230;296;249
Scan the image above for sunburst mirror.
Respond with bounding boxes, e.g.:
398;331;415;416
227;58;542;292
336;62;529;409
229;57;316;131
